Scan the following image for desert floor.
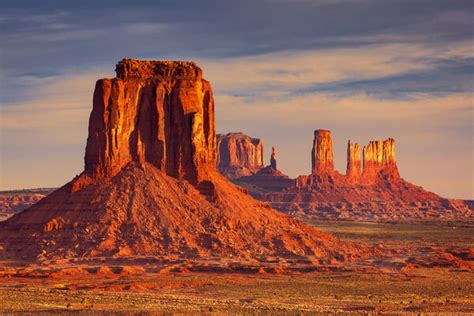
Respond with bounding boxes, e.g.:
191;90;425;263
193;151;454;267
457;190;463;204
1;221;472;314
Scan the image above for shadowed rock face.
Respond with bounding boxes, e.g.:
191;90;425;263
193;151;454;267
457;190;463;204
216;133;264;179
85;59;216;184
312;130;334;174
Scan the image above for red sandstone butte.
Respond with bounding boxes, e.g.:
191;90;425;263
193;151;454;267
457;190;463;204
85;59;216;184
312;130;334;174
216;132;264;179
234;145;292;194
0;60;370;262
362;138;400;183
346;141;361;182
219;129;473;223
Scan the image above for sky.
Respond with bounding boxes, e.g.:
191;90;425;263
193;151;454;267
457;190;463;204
0;0;473;199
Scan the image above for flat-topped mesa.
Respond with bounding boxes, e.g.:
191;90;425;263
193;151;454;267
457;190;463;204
311;130;334;174
362;138;400;182
84;58;216;184
346;141;361;181
216;133;264;179
115;58;201;80
270;146;277;169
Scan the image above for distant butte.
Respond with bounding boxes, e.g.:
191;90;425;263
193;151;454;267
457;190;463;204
217;131;473;223
0;59;372;264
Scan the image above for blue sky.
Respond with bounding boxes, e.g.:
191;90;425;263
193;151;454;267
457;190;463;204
0;0;473;198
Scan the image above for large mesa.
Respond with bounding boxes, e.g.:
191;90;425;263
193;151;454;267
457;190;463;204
85;58;215;184
216;132;264;179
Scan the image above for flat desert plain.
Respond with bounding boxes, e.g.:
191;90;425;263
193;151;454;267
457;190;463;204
1;221;472;314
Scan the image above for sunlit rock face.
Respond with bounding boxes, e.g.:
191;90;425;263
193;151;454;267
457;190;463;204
311;130;334;175
346;141;361;182
85;59;216;184
216;133;264;179
362;138;400;183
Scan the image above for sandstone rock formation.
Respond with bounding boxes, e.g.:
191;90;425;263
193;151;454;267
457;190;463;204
234;146;292;195
219;129;473;223
346;141;361;182
0;189;54;220
270;146;277;170
312;130;334;174
0;60;371;263
216;133;264;179
362;138;400;183
85;59;215;184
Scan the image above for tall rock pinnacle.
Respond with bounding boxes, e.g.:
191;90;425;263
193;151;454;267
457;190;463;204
346;141;361;180
362;138;400;182
311;130;334;174
270;146;277;169
84;58;216;184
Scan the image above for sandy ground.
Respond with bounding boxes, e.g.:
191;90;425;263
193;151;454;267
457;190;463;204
0;221;472;314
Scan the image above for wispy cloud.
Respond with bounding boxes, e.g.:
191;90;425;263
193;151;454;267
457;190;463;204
201;41;474;95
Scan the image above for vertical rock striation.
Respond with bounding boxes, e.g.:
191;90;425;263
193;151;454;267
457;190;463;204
346;141;361;181
362;138;399;182
216;133;264;179
84;58;216;184
311;130;334;174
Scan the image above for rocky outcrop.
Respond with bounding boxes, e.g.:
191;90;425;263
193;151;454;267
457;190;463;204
0;189;54;220
362;138;400;183
220;129;472;223
234;146;292;195
85;59;216;184
216;133;264;179
312;130;334;174
346;141;361;182
270;146;277;170
0;60;371;263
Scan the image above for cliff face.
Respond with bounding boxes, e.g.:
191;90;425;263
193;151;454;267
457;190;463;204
362;138;399;183
216;133;264;179
312;130;334;174
346;141;361;181
85;59;216;184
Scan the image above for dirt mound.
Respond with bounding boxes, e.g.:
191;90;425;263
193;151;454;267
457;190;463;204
0;163;371;262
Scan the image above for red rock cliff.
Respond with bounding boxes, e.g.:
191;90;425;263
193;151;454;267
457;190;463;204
362;138;400;182
311;130;334;174
346;141;361;181
216;133;264;179
84;59;216;184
